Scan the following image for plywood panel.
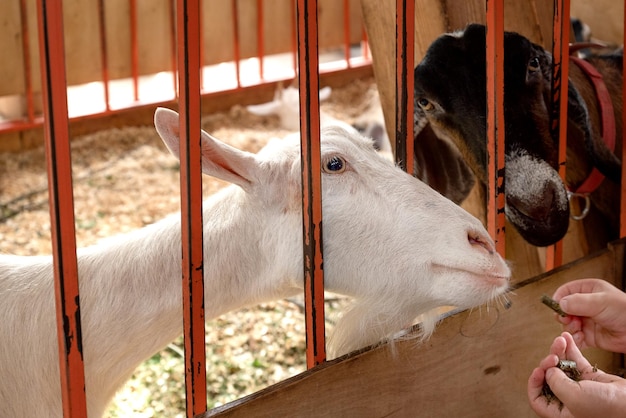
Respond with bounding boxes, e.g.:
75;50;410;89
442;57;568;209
63;0;103;86
203;242;624;418
104;0;131;80
318;0;363;50
0;1;25;96
571;0;624;45
136;0;173;76
414;0;447;62
261;0;295;56
444;0;546;45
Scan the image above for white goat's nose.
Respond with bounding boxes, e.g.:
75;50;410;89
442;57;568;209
468;232;495;255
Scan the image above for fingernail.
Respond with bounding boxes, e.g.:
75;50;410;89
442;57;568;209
559;298;568;312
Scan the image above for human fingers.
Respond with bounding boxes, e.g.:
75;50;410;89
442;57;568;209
528;366;573;418
547;370;626;418
558;293;607;319
528;366;547;400
561;332;593;369
549;334;567;358
553;279;613;301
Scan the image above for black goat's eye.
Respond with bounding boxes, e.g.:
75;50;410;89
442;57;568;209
528;57;541;72
323;156;346;173
417;97;434;111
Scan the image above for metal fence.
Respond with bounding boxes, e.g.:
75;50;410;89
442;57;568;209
19;0;626;417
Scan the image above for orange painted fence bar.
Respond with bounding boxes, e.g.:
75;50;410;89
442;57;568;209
296;0;326;368
485;0;506;256
395;0;414;173
546;0;571;269
36;0;87;416
19;0;36;124
97;0;111;112
175;0;208;416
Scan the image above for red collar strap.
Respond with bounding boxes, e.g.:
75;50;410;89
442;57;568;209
567;44;616;195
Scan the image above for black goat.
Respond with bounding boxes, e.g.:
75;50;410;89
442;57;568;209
413;24;622;247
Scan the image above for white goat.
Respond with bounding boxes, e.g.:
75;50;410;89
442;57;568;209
0;108;510;417
246;85;393;158
246;85;336;131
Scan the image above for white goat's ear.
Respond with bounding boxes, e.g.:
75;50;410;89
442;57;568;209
154;107;257;189
319;86;332;101
246;101;280;116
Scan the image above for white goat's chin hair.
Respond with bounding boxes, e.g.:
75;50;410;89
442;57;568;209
327;299;442;359
327;288;513;358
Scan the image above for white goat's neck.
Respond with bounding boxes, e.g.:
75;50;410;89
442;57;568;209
77;185;300;413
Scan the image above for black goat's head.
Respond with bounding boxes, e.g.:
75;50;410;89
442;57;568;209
413;24;569;247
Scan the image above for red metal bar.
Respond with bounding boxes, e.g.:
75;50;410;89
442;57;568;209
622;0;626;238
291;0;298;75
97;0;111;112
129;0;139;101
176;0;208;416
343;0;351;68
546;0;570;269
297;0;326;368
257;0;265;80
395;0;414;174
169;0;178;97
485;0;506;256
232;0;242;88
19;0;35;122
36;0;87;416
199;0;205;89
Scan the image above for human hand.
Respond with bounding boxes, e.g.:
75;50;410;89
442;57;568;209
553;278;626;353
528;332;626;418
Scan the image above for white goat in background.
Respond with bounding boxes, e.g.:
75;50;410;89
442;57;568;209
247;85;393;158
0;108;510;417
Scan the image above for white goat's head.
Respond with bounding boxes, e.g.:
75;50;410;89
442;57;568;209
154;108;510;357
246;85;332;131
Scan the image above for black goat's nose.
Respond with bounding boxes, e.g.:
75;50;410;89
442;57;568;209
507;183;555;221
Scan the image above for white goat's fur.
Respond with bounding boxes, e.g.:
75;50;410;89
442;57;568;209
246;85;345;131
0;108;510;417
246;85;393;158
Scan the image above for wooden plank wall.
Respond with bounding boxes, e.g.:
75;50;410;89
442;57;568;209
0;0;363;97
570;0;624;45
203;239;625;418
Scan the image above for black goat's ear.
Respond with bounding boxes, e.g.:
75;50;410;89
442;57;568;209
413;121;475;205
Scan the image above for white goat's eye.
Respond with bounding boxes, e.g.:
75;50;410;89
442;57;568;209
323;156;346;173
528;57;540;72
417;97;434;111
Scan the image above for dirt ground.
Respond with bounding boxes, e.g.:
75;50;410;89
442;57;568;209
0;78;375;416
